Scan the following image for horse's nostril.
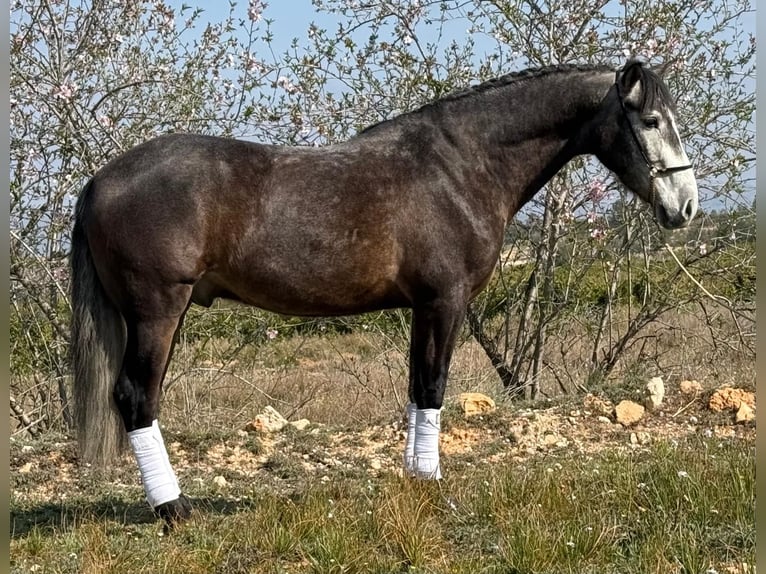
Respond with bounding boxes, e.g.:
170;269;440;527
683;198;695;220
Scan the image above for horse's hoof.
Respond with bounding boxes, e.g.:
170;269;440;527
155;494;193;532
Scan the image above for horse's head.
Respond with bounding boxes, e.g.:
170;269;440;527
596;59;698;229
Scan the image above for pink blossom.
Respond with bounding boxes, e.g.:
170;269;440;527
276;75;299;94
639;38;658;60
52;82;76;102
590;228;606;240
248;0;267;23
244;53;264;73
587;179;607;203
266;328;278;340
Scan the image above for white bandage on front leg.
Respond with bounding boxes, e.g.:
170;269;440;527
413;408;442;480
403;403;417;475
128;420;181;508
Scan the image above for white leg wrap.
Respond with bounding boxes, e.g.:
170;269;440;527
128;420;181;508
403;403;417;475
413;408;442;480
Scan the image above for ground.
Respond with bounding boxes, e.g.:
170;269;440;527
10;382;754;524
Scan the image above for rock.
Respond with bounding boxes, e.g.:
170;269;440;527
458;392;496;417
679;379;703;395
735;402;755;423
615;400;645;426
369;459;382;470
19;462;33;473
245;405;288;433
597;415;612;425
543;433;558;447
289;419;311;431
583;393;614;416
645;377;665;410
213;475;228;488
709;387;755;413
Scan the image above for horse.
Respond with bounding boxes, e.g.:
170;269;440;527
70;59;698;528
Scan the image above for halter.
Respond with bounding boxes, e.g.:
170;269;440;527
614;70;693;206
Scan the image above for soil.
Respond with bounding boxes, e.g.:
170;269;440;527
9;385;755;505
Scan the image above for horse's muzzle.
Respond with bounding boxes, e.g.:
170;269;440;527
656;196;697;229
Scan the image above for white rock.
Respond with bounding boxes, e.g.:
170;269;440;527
289;419;311;431
245;405;288;433
645;376;665;410
213;475;228;488
736;402;755;423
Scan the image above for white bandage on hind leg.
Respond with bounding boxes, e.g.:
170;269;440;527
403;403;417;475
128;420;181;508
413;408;442;480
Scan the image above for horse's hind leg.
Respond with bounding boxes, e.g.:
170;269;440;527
114;290;192;528
405;294;466;479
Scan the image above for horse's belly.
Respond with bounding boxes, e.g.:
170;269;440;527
192;263;407;316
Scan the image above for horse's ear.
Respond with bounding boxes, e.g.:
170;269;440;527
617;59;644;106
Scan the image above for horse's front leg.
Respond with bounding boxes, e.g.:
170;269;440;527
404;295;466;479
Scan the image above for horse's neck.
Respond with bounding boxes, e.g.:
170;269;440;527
441;69;614;220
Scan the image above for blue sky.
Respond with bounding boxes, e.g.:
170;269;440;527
178;1;504;67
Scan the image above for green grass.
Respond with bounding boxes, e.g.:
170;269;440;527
11;434;754;574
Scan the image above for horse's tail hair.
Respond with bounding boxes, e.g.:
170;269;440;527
70;179;127;466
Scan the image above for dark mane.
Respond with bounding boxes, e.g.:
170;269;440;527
626;60;677;114
358;61;676;136
436;63;614;104
359;63;614;135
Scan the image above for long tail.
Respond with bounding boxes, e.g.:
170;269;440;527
70;179;127;466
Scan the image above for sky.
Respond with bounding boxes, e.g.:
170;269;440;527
188;0;756;62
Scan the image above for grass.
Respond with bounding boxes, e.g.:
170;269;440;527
10;305;755;573
11;432;754;574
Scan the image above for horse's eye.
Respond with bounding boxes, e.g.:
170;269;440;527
643;116;659;129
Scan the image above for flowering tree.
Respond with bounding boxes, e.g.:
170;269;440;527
10;0;754;433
